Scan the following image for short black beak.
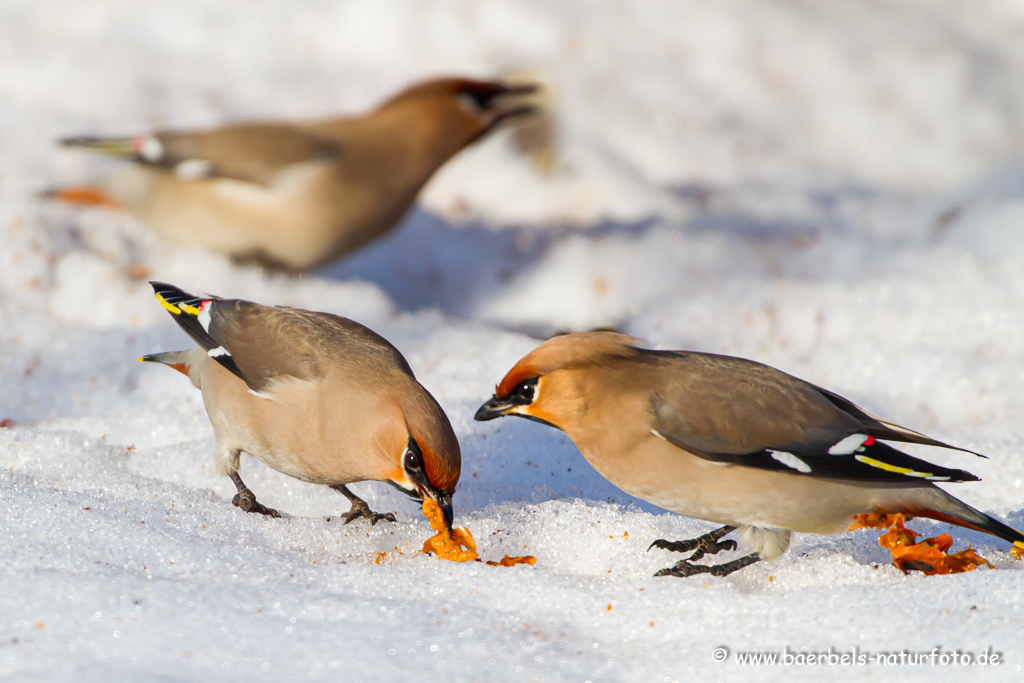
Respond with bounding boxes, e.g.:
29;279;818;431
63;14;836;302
460;83;541;144
489;85;540;122
439;498;454;531
474;395;514;422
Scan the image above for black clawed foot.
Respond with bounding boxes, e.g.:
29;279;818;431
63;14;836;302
330;484;396;525
228;471;281;518
648;538;699;553
655;553;761;578
648;525;738;561
648;537;738;561
340;498;396;526
231;490;281;518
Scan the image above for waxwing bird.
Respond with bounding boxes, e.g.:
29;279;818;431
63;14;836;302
475;332;1024;577
140;282;460;528
56;77;538;270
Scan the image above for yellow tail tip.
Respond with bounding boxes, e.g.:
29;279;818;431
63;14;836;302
136;357;145;362
155;292;184;315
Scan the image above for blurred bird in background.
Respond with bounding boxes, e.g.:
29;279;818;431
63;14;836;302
52;77;543;271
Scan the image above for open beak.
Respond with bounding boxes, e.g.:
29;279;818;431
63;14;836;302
469;103;538;144
488;84;540;123
474;394;515;422
464;83;541;143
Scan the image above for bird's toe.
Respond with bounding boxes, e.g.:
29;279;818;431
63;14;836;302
339;500;396;525
648;538;697;553
231;491;281;518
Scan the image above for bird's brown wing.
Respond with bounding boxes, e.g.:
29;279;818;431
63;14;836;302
810;383;986;457
153;123;340;185
151;282;325;391
150;282;416;393
647;352;979;483
204;301;327;391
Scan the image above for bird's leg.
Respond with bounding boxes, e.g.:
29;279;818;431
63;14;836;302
228;471;281;518
649;525;738;562
655;552;762;578
330;485;396;525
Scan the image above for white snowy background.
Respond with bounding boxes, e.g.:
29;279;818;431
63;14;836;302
3;1;1024;681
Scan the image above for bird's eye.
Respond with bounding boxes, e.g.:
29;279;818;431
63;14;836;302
514;379;537;403
404;449;422;471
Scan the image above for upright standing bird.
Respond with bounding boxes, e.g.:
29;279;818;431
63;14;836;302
56;77;538;270
475;332;1024;577
140;282;460;528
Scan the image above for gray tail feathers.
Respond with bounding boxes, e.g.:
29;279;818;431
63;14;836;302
59;136;137;158
138;350;192;366
906;487;1024;551
137;349;201;388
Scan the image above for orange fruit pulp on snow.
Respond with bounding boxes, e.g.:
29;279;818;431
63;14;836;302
851;512;995;575
419;499;538;566
420;498;478;562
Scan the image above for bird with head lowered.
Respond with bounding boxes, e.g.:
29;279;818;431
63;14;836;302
141;282;460;529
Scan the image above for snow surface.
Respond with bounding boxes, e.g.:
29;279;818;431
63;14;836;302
4;1;1024;681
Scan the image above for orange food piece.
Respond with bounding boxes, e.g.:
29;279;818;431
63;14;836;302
485;554;537;567
1011;543;1024;560
419;499;540;566
374;552;387;564
876;516;920;550
420;498;478;562
873;516;993;575
890;535;993;575
849;512;914;531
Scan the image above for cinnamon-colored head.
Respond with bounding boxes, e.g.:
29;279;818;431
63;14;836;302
475;332;643;430
380;381;461;529
407;392;461;495
375;77;538;157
